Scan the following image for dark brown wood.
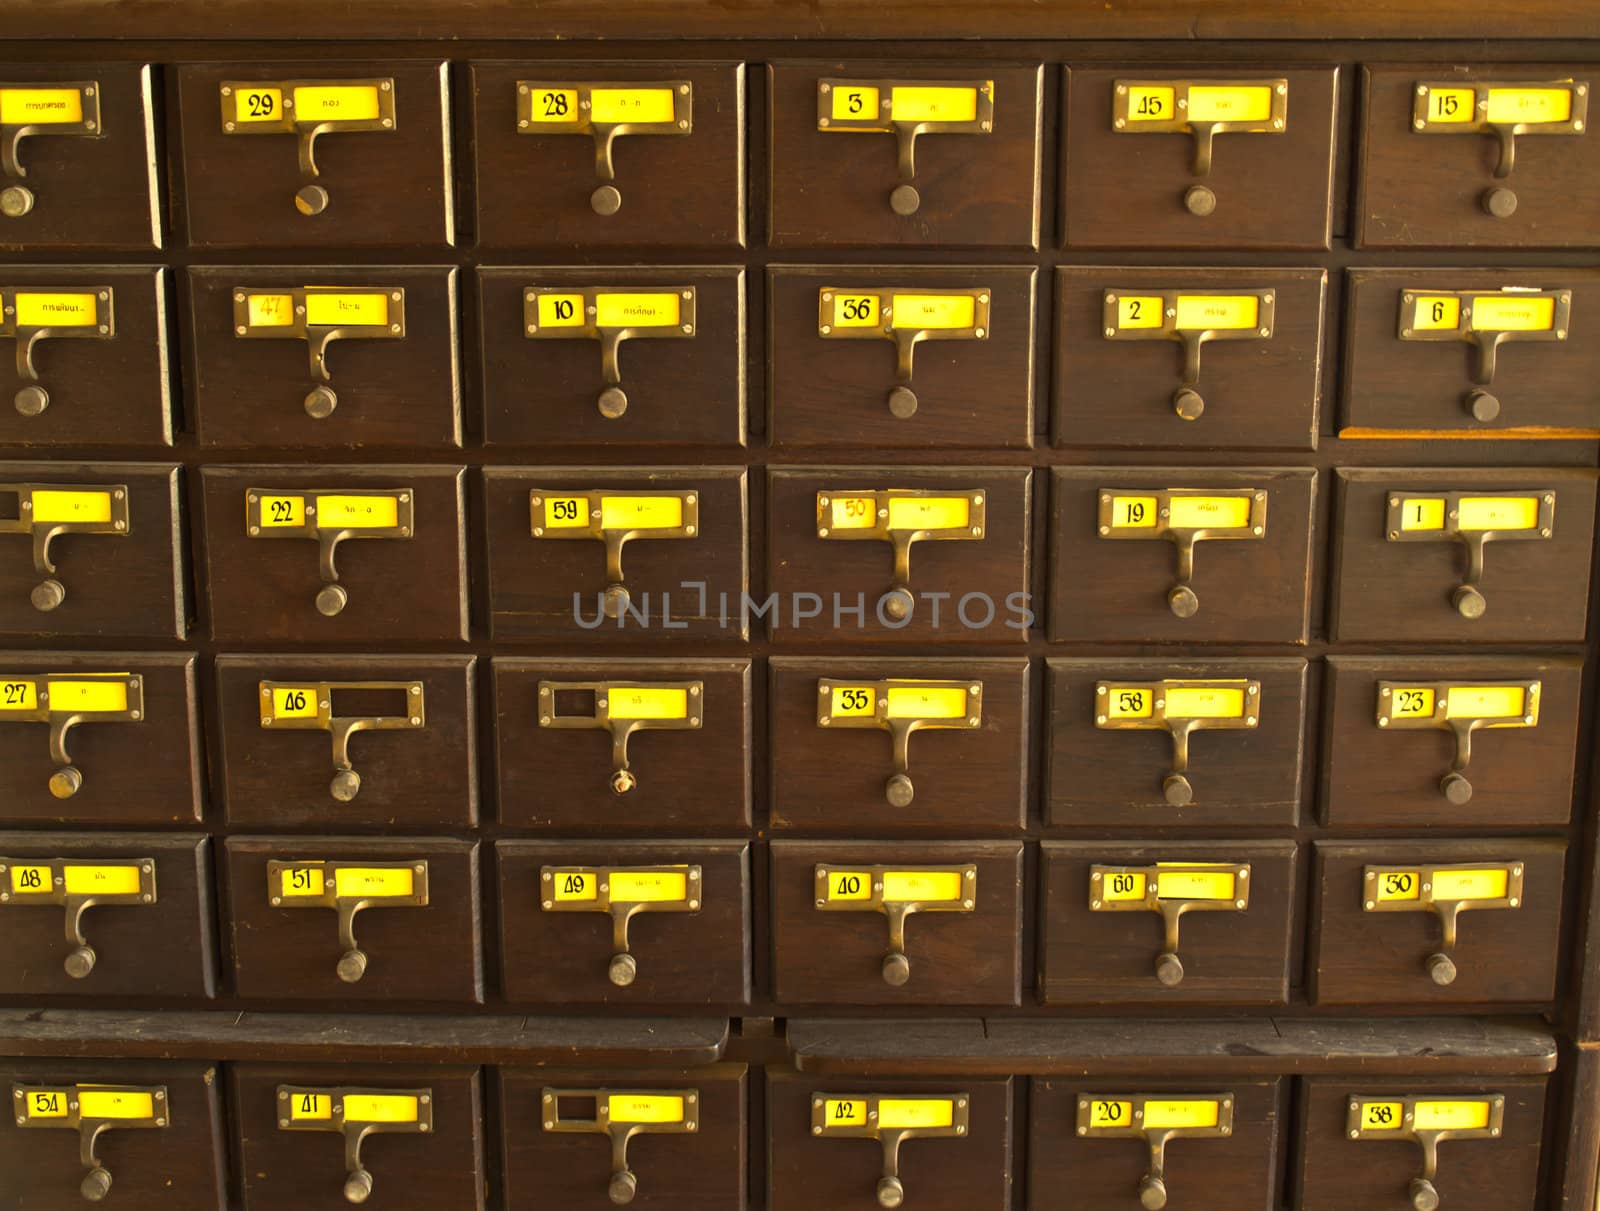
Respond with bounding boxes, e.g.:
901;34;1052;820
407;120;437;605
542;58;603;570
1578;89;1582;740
1557;1046;1600;1209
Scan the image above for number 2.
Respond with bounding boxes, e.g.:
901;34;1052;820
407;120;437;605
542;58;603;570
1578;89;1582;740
2;682;26;705
246;91;274;118
543;91;569;117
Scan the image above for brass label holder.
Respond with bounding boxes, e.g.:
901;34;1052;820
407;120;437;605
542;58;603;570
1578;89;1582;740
245;487;414;618
537;679;703;795
1376;680;1540;804
232;286;406;420
529;488;699;620
815;488;987;623
267;859;429;984
0;481;129;614
1347;1093;1504;1211
540;864;702;987
543;1086;698;1203
259;679;426;802
1102;289;1275;421
0;285;114;417
817;286;990;419
1383;489;1554;620
816;77;994;215
1076;1092;1234;1211
14;1082;167;1203
522;286;696;420
1096;488;1267;618
0;671;144;799
516;80;692;215
1089;862;1251;987
277;1084;432;1205
1094;679;1261;806
815;677;983;806
0;81;102;219
219;78;396;216
811;1091;969;1209
0;856;157;979
1362;861;1523;987
814;863;977;987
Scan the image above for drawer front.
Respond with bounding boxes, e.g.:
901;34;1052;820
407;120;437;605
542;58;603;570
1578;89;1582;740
768;265;1035;449
771;840;1024;1006
479;267;744;447
0;461;185;640
176;61;453;248
187;266;461;448
1296;1076;1547;1211
231;1063;484;1211
484;466;748;639
1030;1077;1284;1211
0;1059;224;1210
1039;840;1298;1006
1063;65;1338;249
768;61;1042;249
200;465;468;643
493;658;750;834
769;656;1028;834
0;832;213;999
768;1072;1013;1211
1359;65;1600;249
0;652;201;826
216;654;476;831
1053;266;1326;450
767;467;1031;643
1330;467;1596;643
0;63;160;249
1048;467;1315;644
500;1066;746;1210
223;836;482;1004
0;266;170;448
470;61;744;249
496;840;750;1006
1321;655;1580;829
1343;268;1600;434
1046;658;1307;830
1310;838;1565;1006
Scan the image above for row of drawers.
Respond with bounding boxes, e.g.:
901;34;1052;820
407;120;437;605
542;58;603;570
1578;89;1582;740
0;1059;1551;1211
0;834;1566;1008
8;266;1600;450
7;463;1593;644
5;653;1582;834
8;61;1600;252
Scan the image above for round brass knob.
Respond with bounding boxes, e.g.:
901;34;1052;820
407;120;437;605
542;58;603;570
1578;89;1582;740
598;387;629;419
1481;187;1518;219
1426;952;1458;986
609;952;638;987
887;387;919;419
610;769;638;795
1451;584;1487;620
31;579;66;612
64;944;96;980
877;1176;907;1209
49;765;84;800
294;184;330;216
80;1166;113;1202
1155;951;1185;987
880;587;915;622
1464;389;1501;423
1139;1174;1169;1210
885;773;915;808
882;951;912;986
1171;387;1205;421
0;184;35;218
316;583;349;617
1439;771;1473;805
591;185;623;216
337;948;369;984
304;385;339;419
1182;184;1217;217
603;584;630;620
14;385;49;416
1167;585;1199;619
330;768;362;802
1410;1176;1442;1211
889;184;921;216
609;1169;639;1205
343;1167;375;1204
1162;773;1193;807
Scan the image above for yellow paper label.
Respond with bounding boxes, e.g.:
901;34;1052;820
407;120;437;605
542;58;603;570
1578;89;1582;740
886;497;970;530
829;496;877;529
9;865;52;894
1108;496;1158;528
1125;86;1175;122
1105;688;1153;719
291;85;381;123
595;293;681;328
551;870;596;901
1187;86;1273;123
527;87;579;123
890;294;976;331
1115;296;1165;329
1425;87;1477;124
882;870;963;902
1414;1100;1492;1131
1168;496;1252;529
1457;496;1539;531
1375;870;1422;901
290;1092;332;1120
1486;87;1573;125
543;496;589;528
233;86;284;123
535;294;585;328
1359;1101;1405;1130
608;1094;683;1124
609;870;688;902
1089;1099;1134;1127
589;88;676;125
78;1090;153;1120
884;686;968;720
1155;869;1237;900
1446;686;1526;720
315;495;400;529
0;88;84;125
258;495;305;528
0;679;38;711
1412;296;1462;331
890;86;981;123
23;1090;68;1118
878;1098;954;1129
304;293;389;327
280;866;324;897
15;293;97;328
48;680;128;713
608;687;688;720
600;495;684;530
333;867;415;898
830;85;880;120
1399;498;1446;531
30;490;112;525
1390;688;1437;717
1470;296;1555;332
1143;1099;1220;1130
271;686;319;719
245;294;296;328
1164;687;1246;719
1433;868;1510;901
62;865;140;896
824;1098;867;1126
831;294;880;328
829;686;876;717
1175;295;1260;331
341;1094;418;1124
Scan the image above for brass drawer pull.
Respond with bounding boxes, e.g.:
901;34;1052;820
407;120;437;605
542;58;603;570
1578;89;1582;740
816;678;982;806
530;489;699;619
0;285;114;417
1376;680;1539;804
1397;288;1571;422
523;287;696;419
811;1091;969;1208
1102;290;1275;421
0;81;102;219
14;1081;168;1202
815;863;976;986
246;487;414;617
1361;861;1523;986
0;857;157;978
267;860;429;983
0;672;144;798
1096;488;1267;618
233;286;406;419
1383;490;1554;619
0;481;129;612
817;287;991;419
1095;679;1261;806
1076;1092;1234;1210
1089;862;1250;987
543;1086;698;1204
1347;1093;1505;1211
277;1085;432;1205
259;680;426;801
537;680;702;795
541;864;702;987
816;488;986;622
